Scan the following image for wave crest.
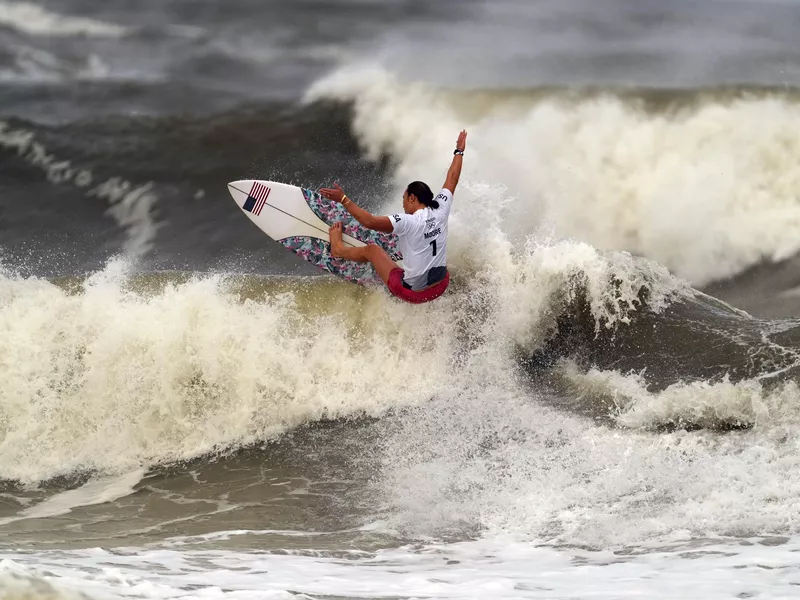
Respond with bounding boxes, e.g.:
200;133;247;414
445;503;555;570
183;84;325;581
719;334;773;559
308;65;800;286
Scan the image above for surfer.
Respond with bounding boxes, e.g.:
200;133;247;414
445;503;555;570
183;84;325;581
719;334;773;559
321;130;467;304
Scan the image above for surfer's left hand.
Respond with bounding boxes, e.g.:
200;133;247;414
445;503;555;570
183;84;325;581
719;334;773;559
320;183;346;204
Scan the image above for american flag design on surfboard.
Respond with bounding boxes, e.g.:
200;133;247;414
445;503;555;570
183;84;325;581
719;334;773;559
242;182;271;216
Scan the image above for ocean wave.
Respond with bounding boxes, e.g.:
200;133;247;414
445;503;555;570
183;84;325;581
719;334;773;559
0;119;158;256
2;231;800;548
4;83;800;298
0;231;784;484
0;2;128;38
306;65;800;287
560;362;800;430
0;47;109;83
0;260;456;483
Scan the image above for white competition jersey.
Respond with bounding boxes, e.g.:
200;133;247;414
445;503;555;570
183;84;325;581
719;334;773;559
388;188;453;290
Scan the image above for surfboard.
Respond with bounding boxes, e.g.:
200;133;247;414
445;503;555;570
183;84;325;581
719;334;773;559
227;180;402;285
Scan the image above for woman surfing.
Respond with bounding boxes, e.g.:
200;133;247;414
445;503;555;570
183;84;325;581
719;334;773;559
321;130;467;304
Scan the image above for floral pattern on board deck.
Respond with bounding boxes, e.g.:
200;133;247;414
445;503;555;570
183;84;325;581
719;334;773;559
279;236;381;286
302;188;402;262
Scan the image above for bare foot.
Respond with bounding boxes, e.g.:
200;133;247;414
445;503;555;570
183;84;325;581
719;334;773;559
329;222;344;257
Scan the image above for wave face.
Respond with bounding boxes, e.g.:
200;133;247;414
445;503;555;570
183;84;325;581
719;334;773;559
307;66;800;288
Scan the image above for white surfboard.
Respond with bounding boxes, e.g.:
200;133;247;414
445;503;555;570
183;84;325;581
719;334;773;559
227;180;401;285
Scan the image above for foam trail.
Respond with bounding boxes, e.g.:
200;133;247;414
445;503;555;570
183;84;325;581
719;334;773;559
307;65;800;286
0;470;145;526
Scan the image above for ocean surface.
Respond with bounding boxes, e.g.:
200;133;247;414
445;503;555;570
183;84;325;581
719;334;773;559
4;0;800;598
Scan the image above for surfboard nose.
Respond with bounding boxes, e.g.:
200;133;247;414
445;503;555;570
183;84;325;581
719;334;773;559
227;180;253;204
227;180;250;192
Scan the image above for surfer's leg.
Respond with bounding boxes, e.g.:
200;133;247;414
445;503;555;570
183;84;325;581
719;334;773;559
329;223;397;285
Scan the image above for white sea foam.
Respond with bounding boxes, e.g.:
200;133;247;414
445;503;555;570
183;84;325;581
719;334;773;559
307;65;800;286
0;2;128;38
2;537;800;599
0;470;145;526
0;260;458;483
373;347;800;546
0;568;92;600
561;362;800;430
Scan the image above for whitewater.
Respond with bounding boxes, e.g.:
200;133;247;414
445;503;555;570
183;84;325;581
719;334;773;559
307;65;800;288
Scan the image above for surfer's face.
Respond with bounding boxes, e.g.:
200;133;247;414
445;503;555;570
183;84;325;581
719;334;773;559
402;191;416;214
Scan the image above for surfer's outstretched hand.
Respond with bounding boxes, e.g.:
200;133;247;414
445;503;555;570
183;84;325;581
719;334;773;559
456;129;467;151
320;182;346;203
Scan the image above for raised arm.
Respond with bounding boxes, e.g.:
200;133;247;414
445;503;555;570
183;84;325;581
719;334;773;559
443;129;467;194
319;183;393;233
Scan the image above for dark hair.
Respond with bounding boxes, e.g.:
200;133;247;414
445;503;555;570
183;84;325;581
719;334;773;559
406;181;438;209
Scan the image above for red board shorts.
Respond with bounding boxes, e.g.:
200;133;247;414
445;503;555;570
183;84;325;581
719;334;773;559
387;268;450;304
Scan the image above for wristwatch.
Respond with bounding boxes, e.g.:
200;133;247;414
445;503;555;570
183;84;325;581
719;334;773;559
454;149;464;155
